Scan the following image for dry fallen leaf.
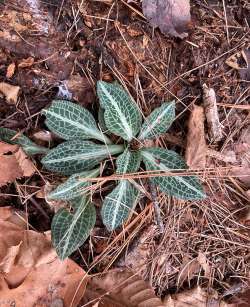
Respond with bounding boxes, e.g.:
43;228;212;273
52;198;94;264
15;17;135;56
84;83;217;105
18;56;35;68
226;49;250;81
202;84;223;142
0;207;89;307
177;257;201;288
185;105;207;169
142;0;191;38
6;62;16;78
0;82;20;104
163;286;230;307
0;142;35;186
231;125;250;187
82;269;165;307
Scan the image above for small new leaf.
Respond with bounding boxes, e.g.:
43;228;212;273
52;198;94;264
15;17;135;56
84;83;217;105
101;180;139;230
116;148;141;174
141;148;205;200
42;140;124;175
139;102;175;140
48;168;100;200
43;100;111;144
51;196;96;260
97;81;142;141
0;127;48;155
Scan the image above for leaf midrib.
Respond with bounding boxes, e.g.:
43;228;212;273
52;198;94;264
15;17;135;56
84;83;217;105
139;103;173;139
100;83;133;141
45;108;103;140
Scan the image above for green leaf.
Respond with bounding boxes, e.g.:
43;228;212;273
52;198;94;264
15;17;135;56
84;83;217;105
116;148;141;174
138;102;175;140
101;180;139;231
48;168;100;200
42;140;124;175
98;107;110;135
51;196;96;260
0;127;48;155
43;100;112;144
97;81;142;141
141;148;205;200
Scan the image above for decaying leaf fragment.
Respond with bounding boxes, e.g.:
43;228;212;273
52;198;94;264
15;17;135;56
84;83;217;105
0;142;35;186
0;82;20;104
226;49;250;81
82;269;165;307
0;207;89;307
142;0;191;38
202;84;223;142
185;105;207;169
163;286;230;306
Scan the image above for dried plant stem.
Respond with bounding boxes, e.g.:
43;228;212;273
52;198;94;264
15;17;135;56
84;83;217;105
149;183;164;234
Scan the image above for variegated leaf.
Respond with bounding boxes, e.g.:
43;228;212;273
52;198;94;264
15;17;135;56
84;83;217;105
101;180;139;230
116;148;141;174
0;127;48;155
48;168;100;200
43;100;112;144
51;196;96;259
42;140;124;175
138;102;175;140
97;81;142;141
141;148;205;200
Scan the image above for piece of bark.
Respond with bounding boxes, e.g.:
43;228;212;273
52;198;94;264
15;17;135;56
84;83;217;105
185;105;207;169
202;84;223;142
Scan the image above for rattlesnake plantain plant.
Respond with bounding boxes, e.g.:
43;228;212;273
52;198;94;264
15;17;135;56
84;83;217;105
0;81;205;259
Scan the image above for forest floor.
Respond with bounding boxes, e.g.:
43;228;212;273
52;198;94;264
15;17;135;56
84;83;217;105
0;0;249;306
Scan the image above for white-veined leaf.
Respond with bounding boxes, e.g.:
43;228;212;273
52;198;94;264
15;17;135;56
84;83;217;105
97;81;142;141
0;127;48;155
51;196;96;260
101;180;139;231
116;148;141;174
138;102;175;140
48;168;100;200
43;100;112;144
141;148;205;200
42;140;124;175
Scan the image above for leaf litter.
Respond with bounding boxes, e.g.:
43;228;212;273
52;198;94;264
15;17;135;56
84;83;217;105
142;0;191;38
0;142;35;186
0;207;89;307
0;0;250;305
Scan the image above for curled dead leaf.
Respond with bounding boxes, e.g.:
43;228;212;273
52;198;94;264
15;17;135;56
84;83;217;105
18;56;35;68
226;49;250;81
82;269;164;307
0;82;20;104
6;62;16;78
0;142;35;186
142;0;191;38
0;207;88;306
185;105;207;169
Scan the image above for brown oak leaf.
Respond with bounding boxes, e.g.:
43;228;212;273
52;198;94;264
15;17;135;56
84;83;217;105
142;0;191;38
